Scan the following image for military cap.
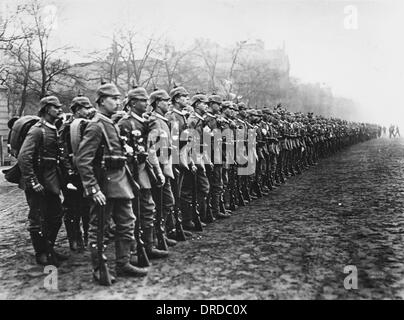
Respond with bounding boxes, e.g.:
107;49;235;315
190;93;208;106
40;95;62;108
70;96;93;113
150;89;170;105
39;96;62;113
127;86;149;102
221;100;233;110
96;83;120;103
237;102;247;110
230;103;239;111
169;85;189;99
208;94;223;105
247;109;262;117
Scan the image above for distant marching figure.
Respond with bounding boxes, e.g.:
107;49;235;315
389;125;395;138
395;126;400;137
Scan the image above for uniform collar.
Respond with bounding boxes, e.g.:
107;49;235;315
130;111;145;123
173;108;186;117
41;119;57;130
96;112;114;124
152;112;168;122
194;112;204;121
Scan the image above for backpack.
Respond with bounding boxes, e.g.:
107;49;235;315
3;115;41;184
69;118;89;166
8;115;41;158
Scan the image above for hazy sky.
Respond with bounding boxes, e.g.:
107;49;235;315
3;0;404;125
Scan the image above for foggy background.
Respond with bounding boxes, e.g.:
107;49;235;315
1;0;403;127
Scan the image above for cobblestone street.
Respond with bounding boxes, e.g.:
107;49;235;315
1;137;404;299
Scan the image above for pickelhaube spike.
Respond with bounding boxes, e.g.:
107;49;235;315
172;81;178;88
100;77;106;85
77;89;83;97
152;80;158;92
42;91;51;98
132;80;138;89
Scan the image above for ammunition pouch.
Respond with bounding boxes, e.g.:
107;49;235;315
103;155;126;170
40;157;59;169
136;152;148;164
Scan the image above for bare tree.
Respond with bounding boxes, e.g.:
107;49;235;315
160;41;194;91
194;38;219;92
7;37;35;115
0;4;27;48
20;0;72;97
117;30;162;89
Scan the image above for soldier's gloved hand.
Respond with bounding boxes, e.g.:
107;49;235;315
191;164;197;173
32;183;45;193
93;190;107;206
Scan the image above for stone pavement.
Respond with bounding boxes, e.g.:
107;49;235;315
1;137;404;299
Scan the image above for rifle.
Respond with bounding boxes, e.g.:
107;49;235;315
133;192;150;267
96;162;113;286
130;149;150;268
192;167;203;231
235;166;246;207
204;165;215;222
171;169;186;241
155;184;168;251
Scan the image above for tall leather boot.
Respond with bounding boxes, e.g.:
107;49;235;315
241;177;250;203
64;216;78;251
162;209;177;247
30;232;48;265
204;196;215;223
75;217;85;251
218;194;232;217
198;195;208;222
180;200;195;231
115;240;148;277
214;194;231;219
48;220;69;263
143;227;169;259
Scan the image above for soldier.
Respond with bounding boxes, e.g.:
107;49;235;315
118;86;169;260
221;101;242;210
59;94;95;251
75;82;148;282
237;102;255;202
247;109;266;197
184;93;212;225
148;88;180;246
166;85;200;231
18;95;68;266
206;94;231;219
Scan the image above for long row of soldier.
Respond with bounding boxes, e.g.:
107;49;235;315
16;81;381;285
